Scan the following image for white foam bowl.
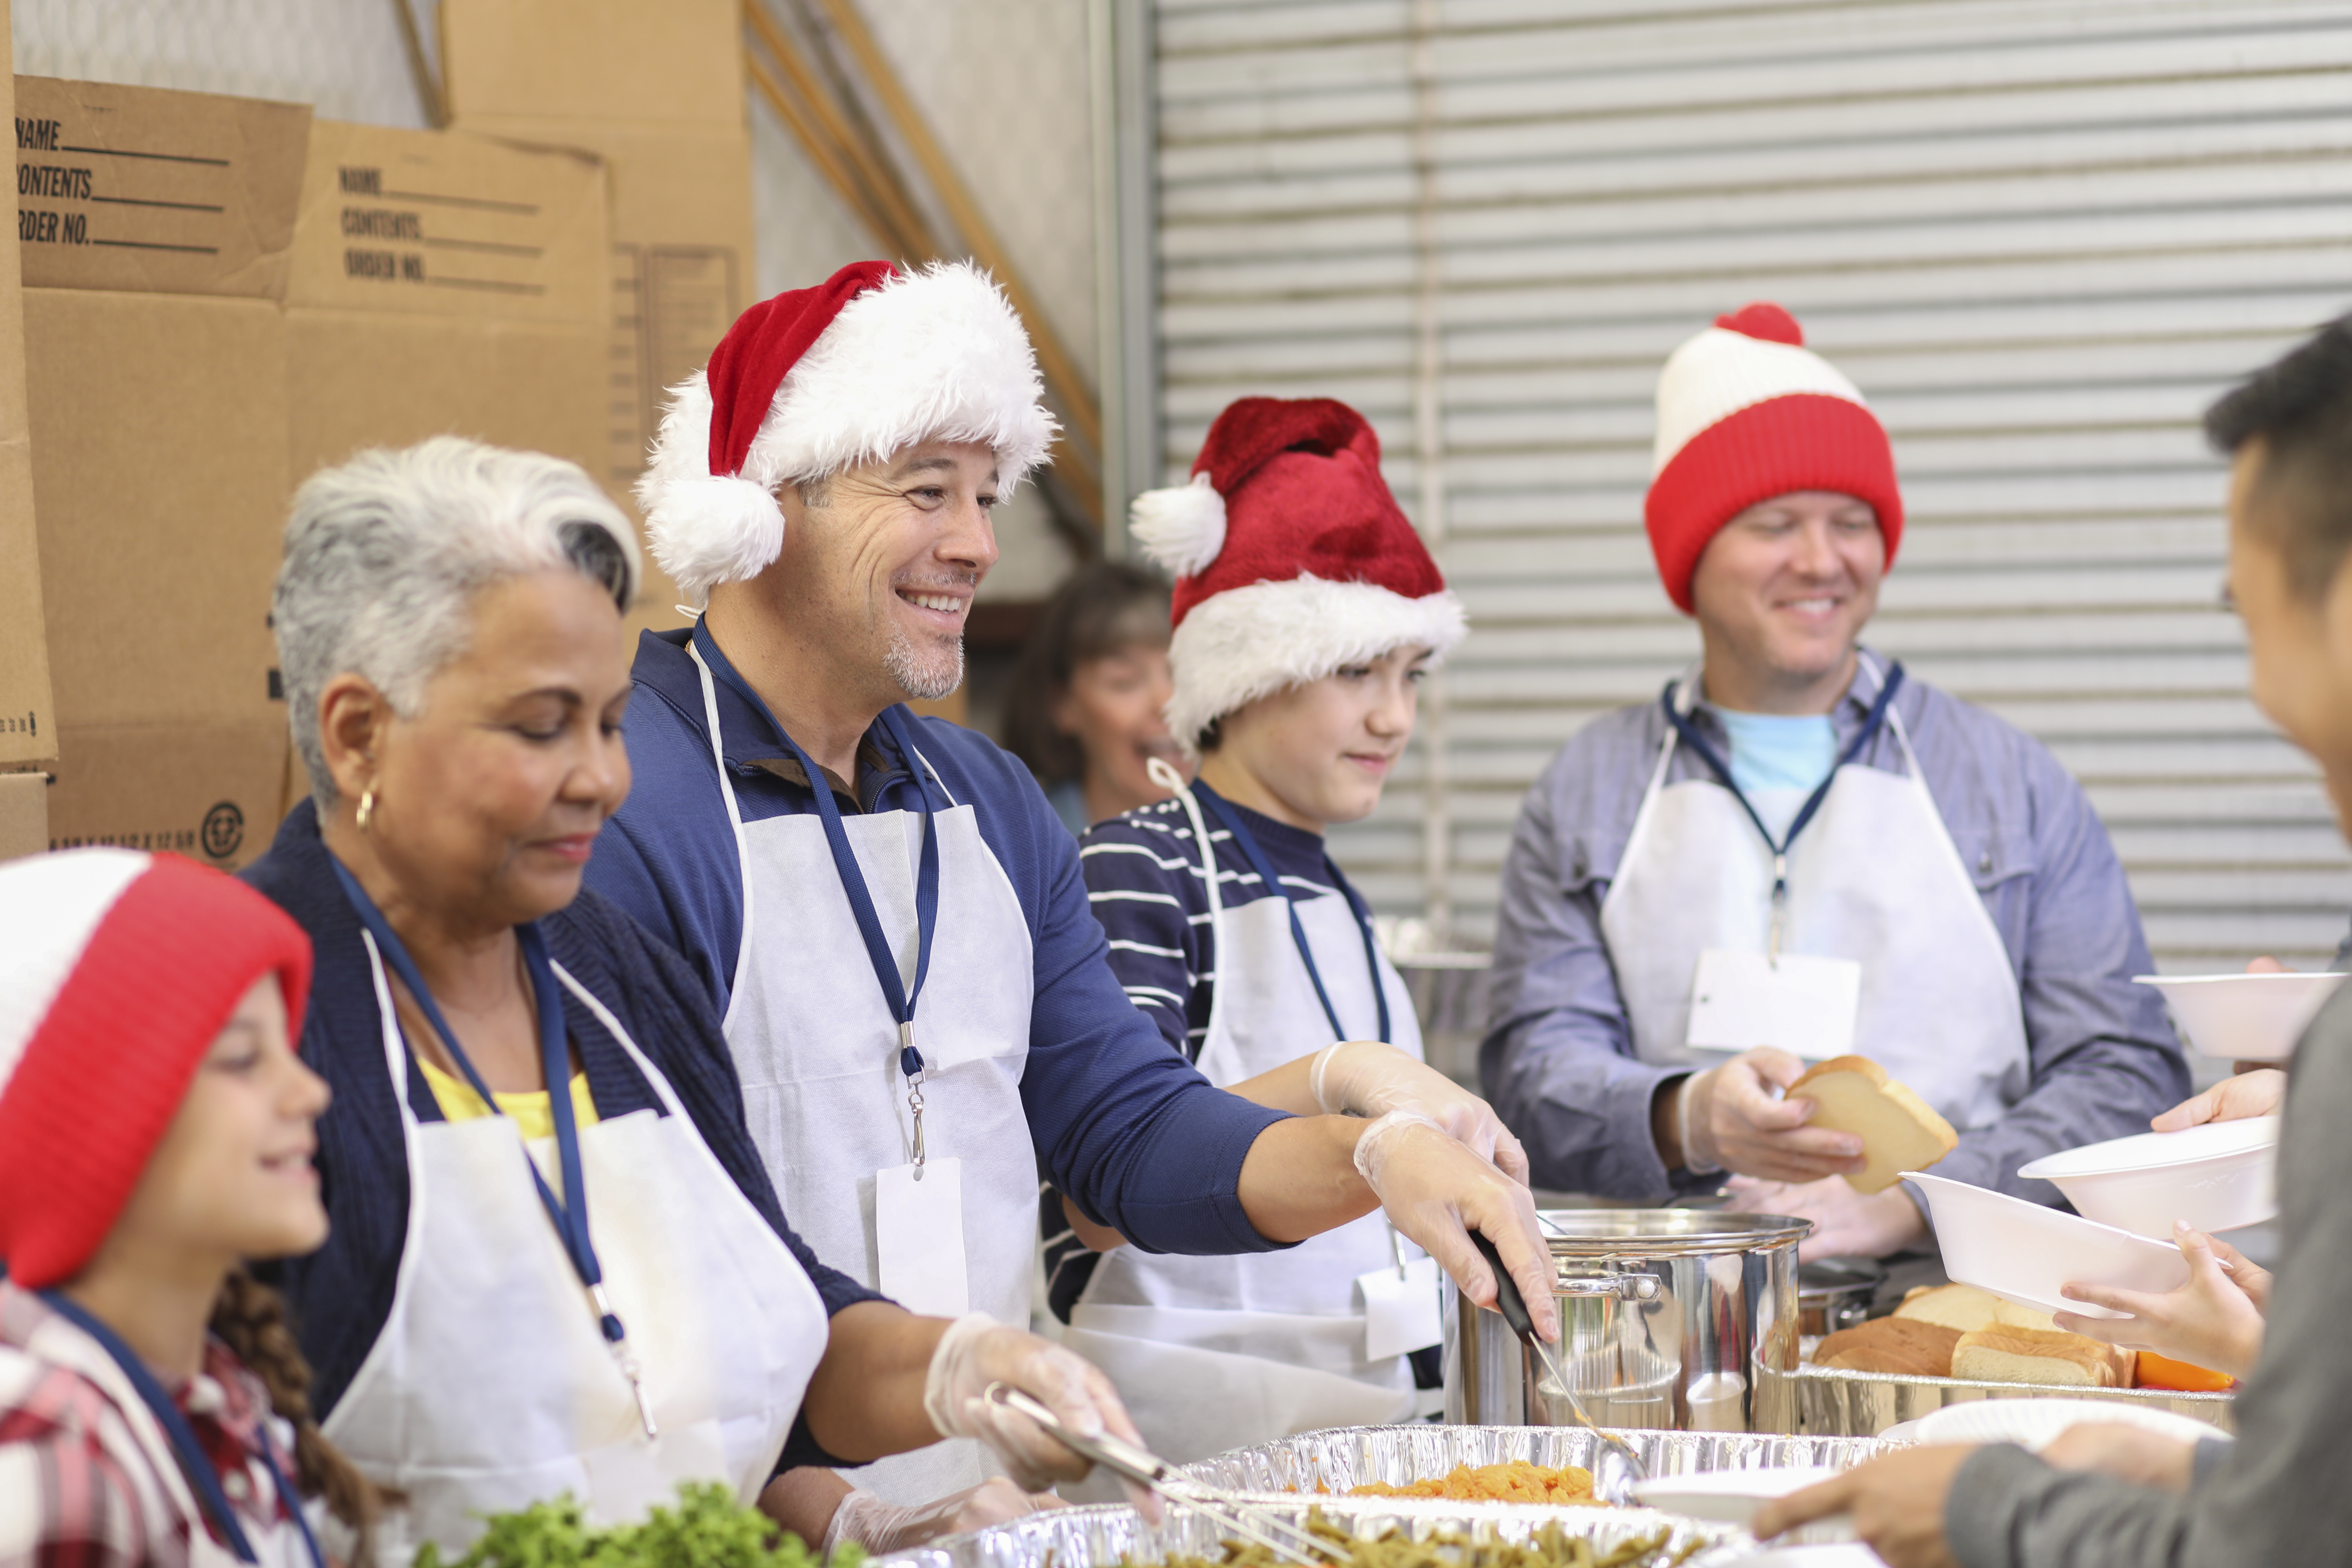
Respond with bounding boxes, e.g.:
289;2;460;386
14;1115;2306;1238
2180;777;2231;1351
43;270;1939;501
2135;971;2345;1062
2017;1118;2280;1238
1913;1397;2230;1451
1903;1171;2188;1319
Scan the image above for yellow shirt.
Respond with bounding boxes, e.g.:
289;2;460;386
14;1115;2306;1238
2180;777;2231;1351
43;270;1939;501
415;1054;599;1141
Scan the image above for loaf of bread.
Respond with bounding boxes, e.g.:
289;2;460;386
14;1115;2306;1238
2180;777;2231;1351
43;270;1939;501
1895;1283;2057;1335
1815;1317;1962;1377
1950;1324;2135;1388
1787;1056;1959;1194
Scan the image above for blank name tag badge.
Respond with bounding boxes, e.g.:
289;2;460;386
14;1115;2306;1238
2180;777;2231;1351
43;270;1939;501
1358;1255;1443;1361
1685;949;1861;1059
876;1157;971;1317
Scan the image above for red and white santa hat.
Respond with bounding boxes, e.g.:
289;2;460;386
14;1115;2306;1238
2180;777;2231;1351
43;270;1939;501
1130;396;1466;755
1645;302;1903;614
638;259;1058;607
0;849;312;1288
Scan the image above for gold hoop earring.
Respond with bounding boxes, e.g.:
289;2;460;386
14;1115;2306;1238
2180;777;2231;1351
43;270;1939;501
356;786;376;833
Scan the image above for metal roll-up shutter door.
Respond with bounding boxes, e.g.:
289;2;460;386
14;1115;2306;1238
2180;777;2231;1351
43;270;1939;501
1153;0;2352;996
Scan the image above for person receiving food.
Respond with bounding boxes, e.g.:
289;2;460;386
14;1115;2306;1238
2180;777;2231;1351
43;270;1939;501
0;848;377;1568
1756;314;2352;1568
1003;559;1186;835
587;261;1556;1518
1040;395;1519;1461
244;437;1153;1561
1481;301;2189;1259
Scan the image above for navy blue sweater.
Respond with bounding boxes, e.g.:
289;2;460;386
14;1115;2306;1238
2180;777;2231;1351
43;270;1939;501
243;801;878;1470
584;627;1292;1254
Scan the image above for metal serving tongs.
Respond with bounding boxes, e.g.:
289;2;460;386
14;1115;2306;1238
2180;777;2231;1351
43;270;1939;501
1467;1230;1648;1505
981;1384;1344;1567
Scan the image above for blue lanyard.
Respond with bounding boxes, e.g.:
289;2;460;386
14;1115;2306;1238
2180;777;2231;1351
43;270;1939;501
693;622;944;1157
329;859;658;1437
39;1289;325;1568
1195;788;1391;1045
1659;661;1906;957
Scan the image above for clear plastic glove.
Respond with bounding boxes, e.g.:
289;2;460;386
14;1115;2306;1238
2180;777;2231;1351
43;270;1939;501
922;1313;1162;1521
821;1479;1063;1554
2038;1423;2199;1493
1675;1048;1867;1183
1310;1040;1531;1183
2151;1069;2285;1131
2054;1222;2269;1377
1723;1174;1927;1261
1353;1109;1558;1340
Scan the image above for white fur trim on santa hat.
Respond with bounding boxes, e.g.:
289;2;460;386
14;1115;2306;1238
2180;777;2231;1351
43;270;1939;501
638;260;1058;607
1651;326;1867;479
1167;575;1468;757
0;848;149;1080
1129;473;1226;577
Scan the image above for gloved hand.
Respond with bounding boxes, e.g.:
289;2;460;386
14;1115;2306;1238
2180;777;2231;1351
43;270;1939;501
1352;1109;1558;1341
922;1313;1162;1521
1310;1040;1531;1184
1675;1048;1866;1183
820;1479;1063;1555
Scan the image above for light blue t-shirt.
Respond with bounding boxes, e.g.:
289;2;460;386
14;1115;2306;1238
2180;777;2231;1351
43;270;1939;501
1714;707;1837;826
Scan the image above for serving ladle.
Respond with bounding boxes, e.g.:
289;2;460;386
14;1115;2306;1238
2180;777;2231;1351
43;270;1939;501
1468;1230;1648;1505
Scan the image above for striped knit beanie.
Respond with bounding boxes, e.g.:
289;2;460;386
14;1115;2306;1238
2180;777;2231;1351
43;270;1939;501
1645;302;1902;614
0;849;312;1288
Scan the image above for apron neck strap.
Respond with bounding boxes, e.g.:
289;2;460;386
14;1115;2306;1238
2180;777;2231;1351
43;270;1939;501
1194;788;1391;1045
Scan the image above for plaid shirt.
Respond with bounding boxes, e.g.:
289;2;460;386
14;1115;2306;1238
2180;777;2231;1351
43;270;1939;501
0;1283;305;1568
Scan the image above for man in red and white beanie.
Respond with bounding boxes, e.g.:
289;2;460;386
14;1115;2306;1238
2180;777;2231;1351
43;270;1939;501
590;269;1559;1542
1483;302;2184;1263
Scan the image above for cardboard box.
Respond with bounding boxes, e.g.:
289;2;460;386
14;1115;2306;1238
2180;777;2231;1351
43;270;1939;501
444;0;754;630
0;771;46;862
0;10;56;765
15;77;307;868
285;119;608;489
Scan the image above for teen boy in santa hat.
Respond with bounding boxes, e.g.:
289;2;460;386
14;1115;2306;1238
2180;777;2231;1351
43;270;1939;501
582;262;1555;1545
1042;396;1524;1465
1482;303;2187;1260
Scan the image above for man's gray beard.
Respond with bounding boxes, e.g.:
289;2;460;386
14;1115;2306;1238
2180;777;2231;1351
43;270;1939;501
885;625;965;701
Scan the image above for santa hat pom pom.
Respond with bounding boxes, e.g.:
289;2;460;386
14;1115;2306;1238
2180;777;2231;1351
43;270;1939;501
1129;472;1227;578
642;474;785;609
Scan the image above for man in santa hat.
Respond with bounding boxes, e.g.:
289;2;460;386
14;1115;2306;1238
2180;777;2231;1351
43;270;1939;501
1482;302;2189;1262
583;261;1552;1547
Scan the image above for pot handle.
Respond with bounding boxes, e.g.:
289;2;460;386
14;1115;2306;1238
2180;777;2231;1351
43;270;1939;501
1554;1274;1662;1302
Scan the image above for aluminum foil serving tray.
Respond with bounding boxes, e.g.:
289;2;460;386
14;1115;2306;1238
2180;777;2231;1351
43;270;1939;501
1187;1424;1888;1496
869;1496;1744;1568
1792;1363;2236;1436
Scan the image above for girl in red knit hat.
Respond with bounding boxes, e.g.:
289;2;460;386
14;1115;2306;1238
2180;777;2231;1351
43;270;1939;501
0;848;385;1568
1041;396;1532;1467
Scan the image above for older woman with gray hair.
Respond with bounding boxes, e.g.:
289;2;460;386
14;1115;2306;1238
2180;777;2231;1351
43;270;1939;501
243;436;1146;1561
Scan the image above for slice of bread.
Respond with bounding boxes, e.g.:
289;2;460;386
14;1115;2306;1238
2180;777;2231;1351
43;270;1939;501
1894;1283;2059;1335
1787;1055;1959;1194
1816;1317;1961;1378
1951;1324;2134;1388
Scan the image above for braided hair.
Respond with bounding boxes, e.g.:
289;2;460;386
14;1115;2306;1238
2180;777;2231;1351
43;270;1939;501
208;1270;399;1567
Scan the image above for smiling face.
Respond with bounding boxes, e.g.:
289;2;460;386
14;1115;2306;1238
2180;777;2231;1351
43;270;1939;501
774;439;1002;708
1055;641;1183;813
104;974;332;1270
1688;490;1886;713
323;567;634;934
1198;645;1429;833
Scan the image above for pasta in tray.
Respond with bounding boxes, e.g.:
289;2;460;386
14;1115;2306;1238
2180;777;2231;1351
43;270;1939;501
1159;1514;1697;1568
1344;1463;1604;1506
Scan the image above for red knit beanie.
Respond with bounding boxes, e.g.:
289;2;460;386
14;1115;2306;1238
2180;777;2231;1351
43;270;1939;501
1644;302;1902;614
1129;396;1466;753
0;849;313;1288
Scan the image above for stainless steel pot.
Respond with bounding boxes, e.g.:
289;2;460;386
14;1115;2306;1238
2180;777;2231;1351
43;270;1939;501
1798;1259;1882;1337
1443;1209;1808;1434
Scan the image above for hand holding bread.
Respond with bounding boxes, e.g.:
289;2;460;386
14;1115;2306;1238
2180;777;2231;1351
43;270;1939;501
1783;1055;1959;1194
1668;1047;1871;1182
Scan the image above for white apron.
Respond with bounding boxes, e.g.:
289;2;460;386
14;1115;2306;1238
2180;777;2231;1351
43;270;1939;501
1061;784;1420;1470
322;937;828;1563
692;644;1038;1504
1598;659;2029;1133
